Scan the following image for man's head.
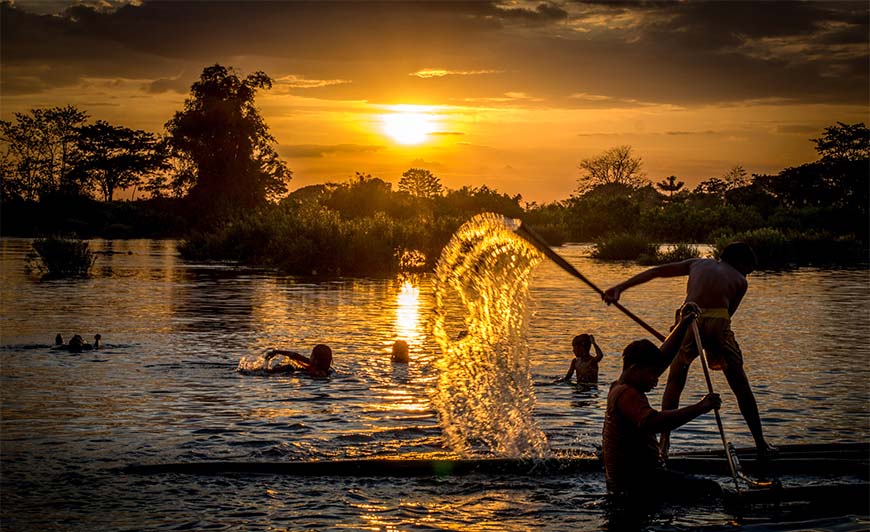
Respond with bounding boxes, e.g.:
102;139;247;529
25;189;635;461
720;242;757;276
572;334;592;356
621;339;666;391
310;344;333;373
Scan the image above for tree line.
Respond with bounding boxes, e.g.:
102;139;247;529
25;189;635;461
2;63;867;272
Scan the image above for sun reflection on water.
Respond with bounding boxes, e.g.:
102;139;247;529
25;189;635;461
395;280;422;342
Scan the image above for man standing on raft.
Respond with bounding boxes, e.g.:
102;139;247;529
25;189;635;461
602;242;776;458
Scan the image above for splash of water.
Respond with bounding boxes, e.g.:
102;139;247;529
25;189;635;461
431;213;549;458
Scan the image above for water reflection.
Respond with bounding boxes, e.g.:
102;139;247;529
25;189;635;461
1;237;869;531
395;279;422;344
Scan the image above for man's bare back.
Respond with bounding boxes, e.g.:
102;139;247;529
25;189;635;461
684;259;747;315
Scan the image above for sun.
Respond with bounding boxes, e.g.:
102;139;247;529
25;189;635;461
381;106;439;145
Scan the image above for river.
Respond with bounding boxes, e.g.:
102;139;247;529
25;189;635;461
1;237;868;531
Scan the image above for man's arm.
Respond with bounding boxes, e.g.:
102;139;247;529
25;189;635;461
659;303;699;369
602;260;696;304
728;281;747;317
638;394;720;434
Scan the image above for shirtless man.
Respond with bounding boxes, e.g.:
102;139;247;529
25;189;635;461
603;242;776;458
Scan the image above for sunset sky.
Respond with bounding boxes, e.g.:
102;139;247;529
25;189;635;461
2;0;868;203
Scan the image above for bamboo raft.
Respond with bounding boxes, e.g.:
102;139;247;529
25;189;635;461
124;442;869;510
125;442;867;478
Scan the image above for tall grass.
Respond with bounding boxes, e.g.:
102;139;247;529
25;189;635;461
638;242;701;265
29;236;95;277
178;205;463;276
713;227;866;268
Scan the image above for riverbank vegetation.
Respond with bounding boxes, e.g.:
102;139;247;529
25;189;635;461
27;236;95;277
2;63;867;274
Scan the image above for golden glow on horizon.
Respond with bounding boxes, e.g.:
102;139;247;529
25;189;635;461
381;105;439;145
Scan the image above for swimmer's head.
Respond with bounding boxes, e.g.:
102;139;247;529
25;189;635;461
572;334;591;355
55;333;64;345
310;344;333;373
391;340;410;363
69;335;84;353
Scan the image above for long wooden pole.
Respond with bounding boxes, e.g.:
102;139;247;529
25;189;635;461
691;320;741;492
514;222;665;341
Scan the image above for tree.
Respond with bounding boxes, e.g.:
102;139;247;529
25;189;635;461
722;164;749;189
72;121;164;201
655;175;685;197
0;105;88;200
164;64;291;211
399;168;442;199
577;145;646;194
811;122;869;162
694;177;728;198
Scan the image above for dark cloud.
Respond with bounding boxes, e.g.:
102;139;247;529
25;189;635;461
1;0;867;108
144;73;193;94
279;144;385;159
665;130;719;136
775;124;825;134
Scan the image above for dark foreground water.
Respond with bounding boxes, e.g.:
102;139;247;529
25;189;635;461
1;238;868;531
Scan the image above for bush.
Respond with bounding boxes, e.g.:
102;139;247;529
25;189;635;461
592;233;658;261
713;227;792;268
178;204;465;277
638;242;701;265
29;236;96;277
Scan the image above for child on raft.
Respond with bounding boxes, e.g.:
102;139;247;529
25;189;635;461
602;302;722;500
557;333;604;384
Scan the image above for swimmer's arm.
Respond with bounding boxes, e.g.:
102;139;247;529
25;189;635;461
266;349;308;363
558;360;576;383
591;336;604;362
603;260;696;303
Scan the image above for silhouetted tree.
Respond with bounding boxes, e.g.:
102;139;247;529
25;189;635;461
399;168;442;198
144;138;196;199
811;122;869;162
326;172;402;218
0;105;88;199
72;121;164;201
694;177;728;198
655;175;685;197
577;145;646;194
722;164;749;188
438;184;523;217
164;64;291;212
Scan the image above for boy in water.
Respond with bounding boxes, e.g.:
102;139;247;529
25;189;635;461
391;340;410;363
603;303;722;499
264;344;333;378
558;334;604;384
603;242;776;458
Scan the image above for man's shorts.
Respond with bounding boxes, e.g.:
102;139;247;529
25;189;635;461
672;308;743;371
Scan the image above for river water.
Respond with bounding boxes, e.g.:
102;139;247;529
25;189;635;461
1;237;868;531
